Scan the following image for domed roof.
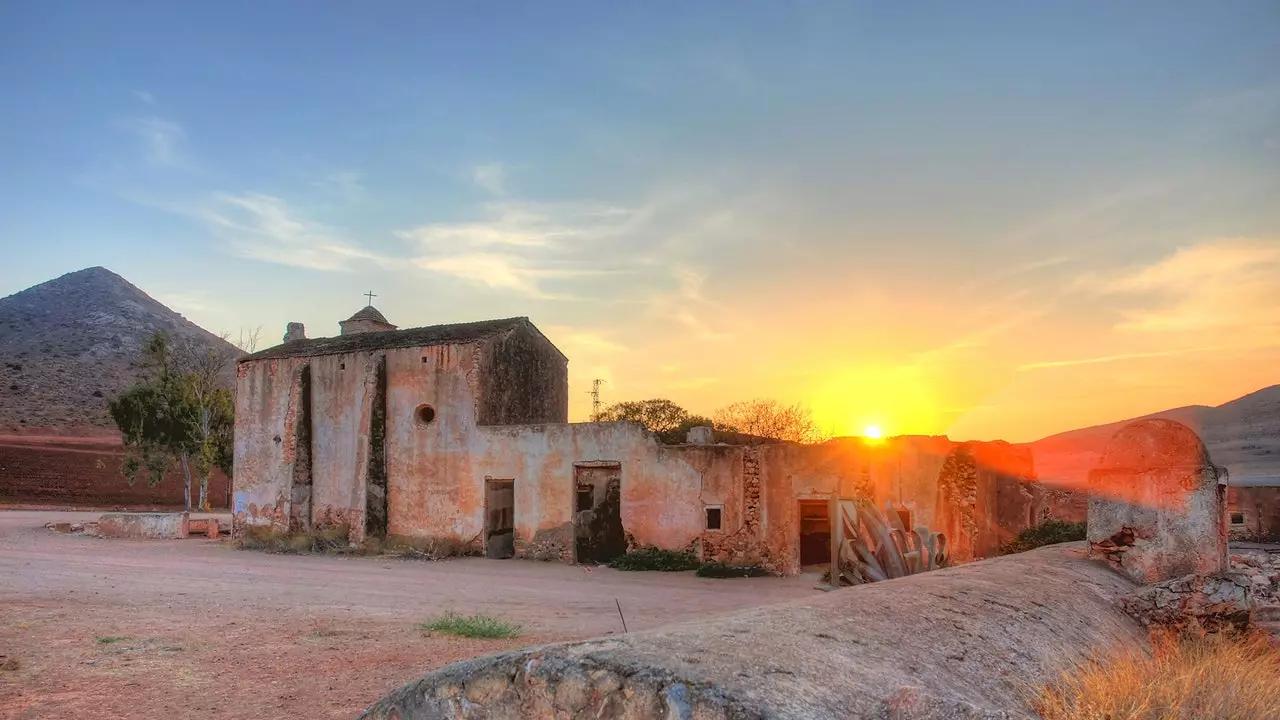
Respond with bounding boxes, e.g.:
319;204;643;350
1097;419;1210;470
345;305;390;324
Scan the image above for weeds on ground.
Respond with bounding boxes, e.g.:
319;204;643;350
999;520;1087;555
419;612;522;639
382;534;480;561
1036;630;1280;720
237;525;352;554
0;656;19;672
237;526;482;560
608;546;700;571
96;636;127;645
695;562;771;578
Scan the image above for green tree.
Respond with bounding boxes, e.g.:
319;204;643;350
108;332;200;509
107;332;237;511
595;399;716;444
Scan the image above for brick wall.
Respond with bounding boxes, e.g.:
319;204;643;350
0;441;230;508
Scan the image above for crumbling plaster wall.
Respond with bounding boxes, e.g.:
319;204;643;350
309;352;375;542
232;358;301;533
1228;485;1280;542
469;423;708;562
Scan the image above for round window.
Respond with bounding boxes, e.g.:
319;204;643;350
416;404;436;425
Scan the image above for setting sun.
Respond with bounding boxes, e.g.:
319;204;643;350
863;425;883;440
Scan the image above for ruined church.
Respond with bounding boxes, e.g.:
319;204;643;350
233;304;1048;573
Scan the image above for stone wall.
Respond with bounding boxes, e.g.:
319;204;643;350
1228;485;1280;542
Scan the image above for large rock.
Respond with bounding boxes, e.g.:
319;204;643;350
360;545;1146;719
1119;572;1254;633
1087;419;1227;583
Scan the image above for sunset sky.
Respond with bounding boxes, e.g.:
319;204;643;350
2;2;1278;442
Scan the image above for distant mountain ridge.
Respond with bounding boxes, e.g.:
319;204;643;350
1029;384;1280;487
0;267;238;434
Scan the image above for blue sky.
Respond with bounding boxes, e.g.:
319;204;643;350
2;1;1278;440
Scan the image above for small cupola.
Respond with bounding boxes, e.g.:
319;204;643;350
339;304;397;336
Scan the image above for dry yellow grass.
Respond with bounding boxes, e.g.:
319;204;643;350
1036;631;1280;720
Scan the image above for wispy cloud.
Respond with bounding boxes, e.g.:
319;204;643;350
1017;347;1218;372
1078;238;1280;333
470;162;507;195
200;193;386;272
132;90;156;105
397;200;640;298
121;116;189;169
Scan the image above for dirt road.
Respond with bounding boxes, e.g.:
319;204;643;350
0;511;818;719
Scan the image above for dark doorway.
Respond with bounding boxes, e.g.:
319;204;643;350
485;479;515;559
798;500;831;567
574;463;625;564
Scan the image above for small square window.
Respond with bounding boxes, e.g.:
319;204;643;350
576;484;594;512
1230;512;1246;526
705;506;723;531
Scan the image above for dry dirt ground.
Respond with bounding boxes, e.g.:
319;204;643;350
0;510;818;720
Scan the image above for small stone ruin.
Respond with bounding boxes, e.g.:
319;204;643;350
1087;418;1227;584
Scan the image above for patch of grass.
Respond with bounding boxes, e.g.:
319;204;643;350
608;546;700;572
695;561;771;578
0;656;19;672
1036;631;1280;720
419;612;522;639
999;520;1087;555
96;636;127;645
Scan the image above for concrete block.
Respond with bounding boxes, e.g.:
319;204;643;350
97;512;189;539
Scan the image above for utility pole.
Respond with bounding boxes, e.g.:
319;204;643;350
588;378;606;419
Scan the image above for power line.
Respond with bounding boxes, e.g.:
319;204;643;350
588;378;607;418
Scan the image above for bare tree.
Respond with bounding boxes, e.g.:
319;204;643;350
714;398;826;444
235;326;263;353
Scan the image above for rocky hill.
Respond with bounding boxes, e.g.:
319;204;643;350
0;267;238;435
1030;384;1280;487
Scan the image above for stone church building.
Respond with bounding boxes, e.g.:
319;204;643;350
233;305;1047;573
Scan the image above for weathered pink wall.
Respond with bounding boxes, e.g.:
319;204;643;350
232;357;303;532
468;423;706;561
385;343;485;542
310;353;375;540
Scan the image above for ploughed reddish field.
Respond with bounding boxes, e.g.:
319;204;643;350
0;510;818;720
0;433;231;509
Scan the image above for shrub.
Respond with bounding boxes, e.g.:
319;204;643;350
999;520;1087;555
695;562;771;578
419;612;521;639
608;546;701;572
96;636;127;645
1036;631;1280;720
